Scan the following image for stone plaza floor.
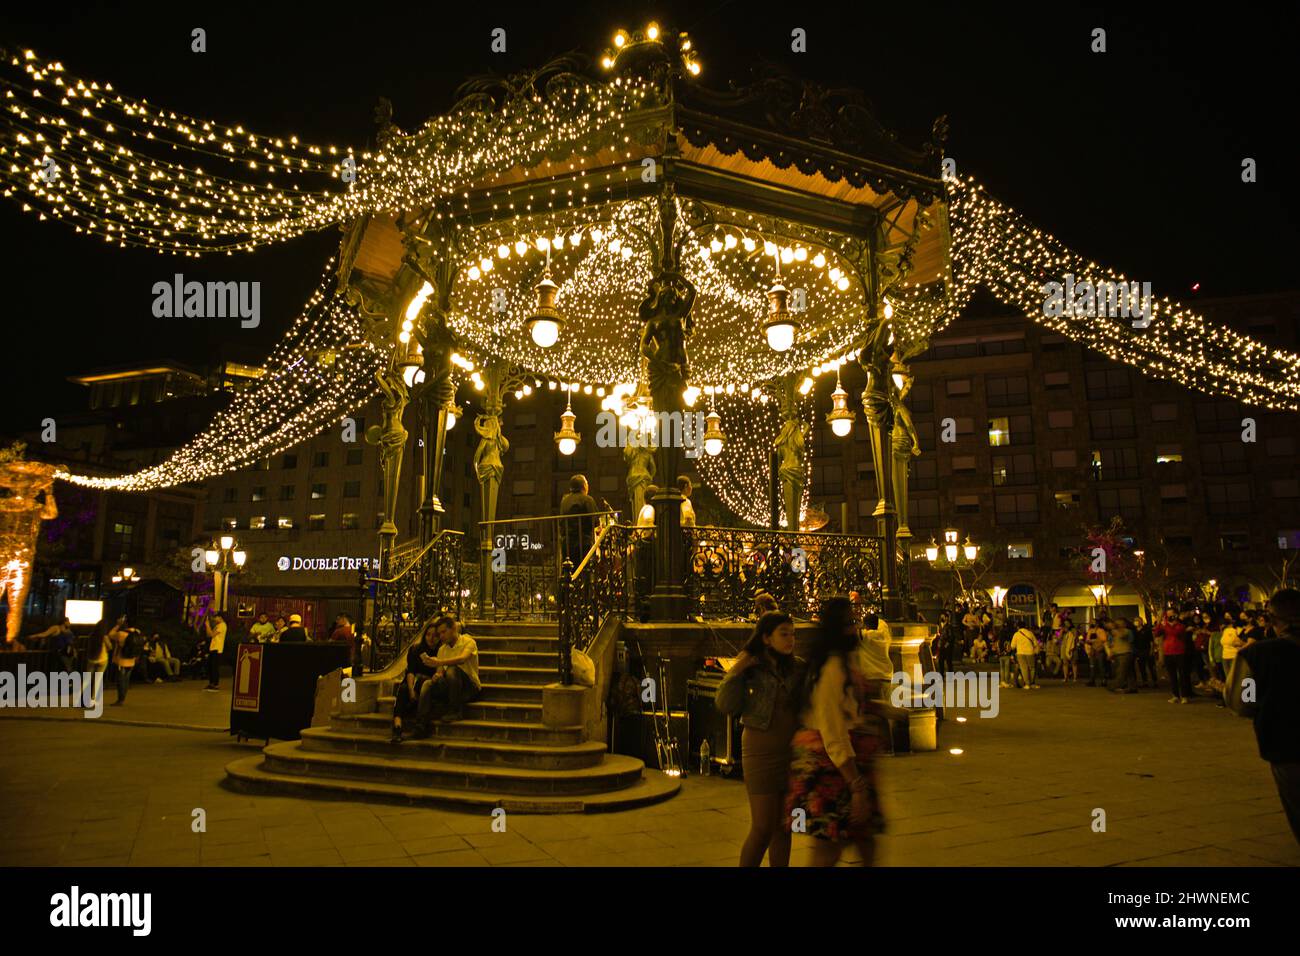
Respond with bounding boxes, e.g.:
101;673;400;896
0;676;1296;867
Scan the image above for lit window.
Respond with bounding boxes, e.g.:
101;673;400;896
341;513;359;530
277;517;294;529
1007;542;1033;559
1278;530;1300;550
1155;444;1183;464
311;483;327;499
222;517;236;530
1054;491;1080;509
249;516;267;530
987;417;1010;446
308;514;326;531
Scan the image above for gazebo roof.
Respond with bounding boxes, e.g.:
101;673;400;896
341;52;951;388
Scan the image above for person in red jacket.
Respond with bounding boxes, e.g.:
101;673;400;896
1155;609;1193;703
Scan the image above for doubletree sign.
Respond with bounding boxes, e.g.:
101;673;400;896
276;555;378;572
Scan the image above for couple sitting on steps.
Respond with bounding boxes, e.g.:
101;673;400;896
391;615;481;743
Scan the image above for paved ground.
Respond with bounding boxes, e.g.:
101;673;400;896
0;676;231;731
0;676;1296;867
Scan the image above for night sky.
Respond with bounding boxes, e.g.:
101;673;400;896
2;0;1296;434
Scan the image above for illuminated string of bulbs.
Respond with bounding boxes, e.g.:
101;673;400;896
57;259;384;490
2;49;656;253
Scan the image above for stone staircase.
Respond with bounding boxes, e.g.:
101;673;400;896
225;621;680;813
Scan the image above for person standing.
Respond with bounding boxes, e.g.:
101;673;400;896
1133;617;1156;688
937;610;960;675
1061;625;1079;683
1085;621;1108;687
249;612;275;643
1155;609;1192;703
998;621;1018;689
110;623;140;706
1225;588;1300;843
1107;618;1137;693
559;474;599;565
785;597;886;866
1045;629;1062;678
1011;623;1039;689
329;614;354;644
961;605;981;659
677;475;697;528
204;612;227;691
716;611;803;867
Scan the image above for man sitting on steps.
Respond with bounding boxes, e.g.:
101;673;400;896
392;621;441;743
428;615;481;724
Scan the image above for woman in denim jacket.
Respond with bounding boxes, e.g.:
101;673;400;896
716;611;804;866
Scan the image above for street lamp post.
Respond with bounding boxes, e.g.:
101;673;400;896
925;528;980;603
204;535;247;614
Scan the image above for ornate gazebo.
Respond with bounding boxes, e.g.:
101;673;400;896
338;28;951;670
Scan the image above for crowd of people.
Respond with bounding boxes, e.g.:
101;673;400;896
930;599;1275;705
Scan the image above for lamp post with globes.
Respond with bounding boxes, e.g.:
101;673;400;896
924;528;980;604
204;535;247;614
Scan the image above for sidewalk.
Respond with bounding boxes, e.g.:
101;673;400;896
0;677;1295;866
0;677;231;731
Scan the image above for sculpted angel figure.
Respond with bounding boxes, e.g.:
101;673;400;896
624;439;657;518
638;271;695;404
473;415;509;485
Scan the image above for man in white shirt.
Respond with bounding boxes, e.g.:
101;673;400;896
677;475;696;528
1011;625;1040;689
1220;620;1245;663
426;616;480;723
204;612;227;691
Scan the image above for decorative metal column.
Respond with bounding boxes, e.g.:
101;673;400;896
366;360;410;577
773;373;808;530
473;360;526;614
861;323;903;621
890;357;921;542
640;189;694;621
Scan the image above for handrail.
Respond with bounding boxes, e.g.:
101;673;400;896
687;524;885;541
569;521;634;580
480;510;618;528
367;529;464;585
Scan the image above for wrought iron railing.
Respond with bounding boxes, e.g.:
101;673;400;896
476;511;617;621
557;522;634;685
364;530;464;669
684;525;886;619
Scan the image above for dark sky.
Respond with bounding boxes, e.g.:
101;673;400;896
2;1;1296;433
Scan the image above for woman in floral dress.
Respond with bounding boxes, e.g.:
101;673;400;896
785;596;887;866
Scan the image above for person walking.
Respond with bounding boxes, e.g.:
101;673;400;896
997;621;1018;688
1225;588;1300;843
1011;623;1040;689
1155;609;1192;703
715;611;803;867
85;620;111;707
204;611;227;691
1107;618;1137;693
785;597;887;866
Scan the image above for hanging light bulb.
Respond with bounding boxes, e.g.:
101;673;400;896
703;397;725;456
812;252;826;268
763;251;798;352
554;392;580;456
527;242;564;348
497;243;510;259
742;236;756;252
826;369;855;437
514;239;528;256
591;226;604;245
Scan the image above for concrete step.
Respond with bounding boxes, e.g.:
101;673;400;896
375;695;545;724
464;622;558;637
471;635;560;654
225;753;681;814
479;666;555;686
478;682;545;704
300;727;607;770
257;741;646;795
331;712;585;745
478;650;556;669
